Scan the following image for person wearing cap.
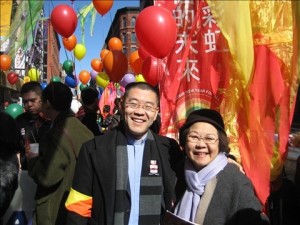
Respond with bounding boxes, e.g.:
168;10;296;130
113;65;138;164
172;109;269;225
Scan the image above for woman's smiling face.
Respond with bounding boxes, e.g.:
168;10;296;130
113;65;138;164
185;122;220;170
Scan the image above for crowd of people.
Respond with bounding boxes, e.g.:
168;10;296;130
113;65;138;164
1;81;300;225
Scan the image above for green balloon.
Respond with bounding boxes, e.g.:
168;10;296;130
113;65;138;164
51;76;61;82
5;103;23;119
63;60;74;75
79;84;88;91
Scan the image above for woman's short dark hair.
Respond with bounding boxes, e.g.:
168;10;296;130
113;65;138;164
42;82;72;111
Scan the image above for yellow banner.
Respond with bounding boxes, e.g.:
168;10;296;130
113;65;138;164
0;0;12;37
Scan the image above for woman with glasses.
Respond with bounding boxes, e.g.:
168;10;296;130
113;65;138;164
169;109;269;225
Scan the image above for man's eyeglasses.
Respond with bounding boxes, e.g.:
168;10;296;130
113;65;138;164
125;102;158;112
187;134;218;144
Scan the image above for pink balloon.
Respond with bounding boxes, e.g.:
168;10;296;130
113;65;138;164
51;4;78;38
90;69;98;80
119;73;136;87
136;6;177;58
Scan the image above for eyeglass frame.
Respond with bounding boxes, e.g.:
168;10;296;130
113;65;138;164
186;134;219;144
125;102;158;112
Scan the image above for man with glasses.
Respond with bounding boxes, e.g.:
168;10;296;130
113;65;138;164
16;81;51;170
66;82;185;225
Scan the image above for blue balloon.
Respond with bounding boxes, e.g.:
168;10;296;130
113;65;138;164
41;82;48;90
65;75;77;88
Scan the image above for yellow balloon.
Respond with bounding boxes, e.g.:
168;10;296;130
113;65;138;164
135;74;146;82
74;43;86;61
96;72;109;89
28;68;40;81
24;76;30;83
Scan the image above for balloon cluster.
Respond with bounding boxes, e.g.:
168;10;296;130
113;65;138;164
48;2;177;91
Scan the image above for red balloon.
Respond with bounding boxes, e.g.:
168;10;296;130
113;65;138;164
92;0;113;16
103;50;128;83
7;72;19;85
141;57;159;87
136;6;177;58
138;45;151;60
51;4;78;38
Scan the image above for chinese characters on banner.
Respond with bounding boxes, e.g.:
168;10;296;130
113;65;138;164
157;0;230;140
155;0;299;206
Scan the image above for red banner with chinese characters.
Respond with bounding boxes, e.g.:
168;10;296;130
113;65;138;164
154;0;300;206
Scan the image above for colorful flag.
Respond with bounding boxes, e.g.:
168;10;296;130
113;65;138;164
155;0;299;206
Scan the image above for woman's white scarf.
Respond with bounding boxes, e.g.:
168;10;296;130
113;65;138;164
174;153;228;222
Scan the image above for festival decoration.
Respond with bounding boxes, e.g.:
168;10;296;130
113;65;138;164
63;60;74;75
51;76;61;82
5;103;23;119
135;6;177;58
50;4;78;38
0;54;12;71
65;75;77;88
63;34;77;51
135;74;146;82
129;50;143;74
79;70;90;85
74;43;87;61
7;72;19;85
108;37;123;51
80;83;88;91
138;45;151;60
90;69;98;80
141;57;161;87
41;82;48;90
92;0;114;16
100;49;109;60
96;72;110;89
28;68;40;81
103;50;128;83
91;58;103;72
23;76;30;83
119;73;136;87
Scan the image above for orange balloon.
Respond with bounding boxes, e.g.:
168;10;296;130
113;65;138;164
63;34;77;51
79;70;91;85
100;49;110;60
103;50;128;83
129;51;143;74
91;58;103;72
0;54;12;71
108;37;123;51
92;0;114;16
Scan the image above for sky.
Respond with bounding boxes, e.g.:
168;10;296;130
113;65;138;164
44;0;139;77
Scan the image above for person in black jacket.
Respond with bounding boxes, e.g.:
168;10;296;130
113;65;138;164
79;88;102;136
0;111;22;218
65;82;185;225
16;81;51;170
